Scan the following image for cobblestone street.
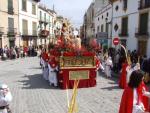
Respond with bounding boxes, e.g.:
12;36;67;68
0;57;123;113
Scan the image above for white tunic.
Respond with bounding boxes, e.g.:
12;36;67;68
43;61;49;81
0;87;12;113
48;64;58;86
105;57;113;77
126;66;134;84
126;64;141;84
132;89;145;113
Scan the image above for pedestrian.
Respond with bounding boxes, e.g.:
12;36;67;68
0;83;12;113
105;56;113;78
119;70;148;113
41;50;49;81
119;58;128;89
48;56;59;87
114;52;120;73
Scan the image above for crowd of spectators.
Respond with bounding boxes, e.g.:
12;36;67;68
0;45;38;61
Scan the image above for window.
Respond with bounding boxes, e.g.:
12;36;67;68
40;11;42;20
22;19;28;35
123;0;128;10
115;5;119;11
22;0;27;11
121;17;128;35
106;12;109;17
8;17;14;33
97;26;99;33
8;0;13;14
32;22;37;35
44;13;46;21
101;24;104;32
139;13;148;34
32;4;36;15
106;23;109;33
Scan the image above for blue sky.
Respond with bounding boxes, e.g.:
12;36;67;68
41;0;93;28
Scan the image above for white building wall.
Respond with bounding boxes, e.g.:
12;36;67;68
127;13;138;51
94;4;112;47
112;0;150;57
19;0;39;46
112;0;138;48
112;0;138;18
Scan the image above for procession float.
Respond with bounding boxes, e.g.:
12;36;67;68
48;23;100;89
41;22;101;113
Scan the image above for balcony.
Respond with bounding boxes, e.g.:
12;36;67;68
8;7;14;15
0;27;4;35
118;30;128;37
39;30;49;37
39;18;49;25
7;28;17;36
135;28;149;38
138;0;150;10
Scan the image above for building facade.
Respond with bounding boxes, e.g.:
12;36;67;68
84;2;95;39
94;2;112;48
19;0;40;47
94;0;110;15
55;16;63;37
111;0;150;57
0;0;19;48
38;4;51;45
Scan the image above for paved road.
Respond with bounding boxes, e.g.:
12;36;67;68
0;57;123;113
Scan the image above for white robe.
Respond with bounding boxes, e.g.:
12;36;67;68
132;89;145;113
126;66;134;84
48;64;58;86
40;58;49;81
126;64;141;84
0;88;12;113
105;57;113;77
43;61;49;81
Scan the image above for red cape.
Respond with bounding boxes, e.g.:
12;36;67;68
48;57;58;68
119;86;143;113
96;58;100;69
139;82;149;112
42;52;49;62
119;63;128;89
